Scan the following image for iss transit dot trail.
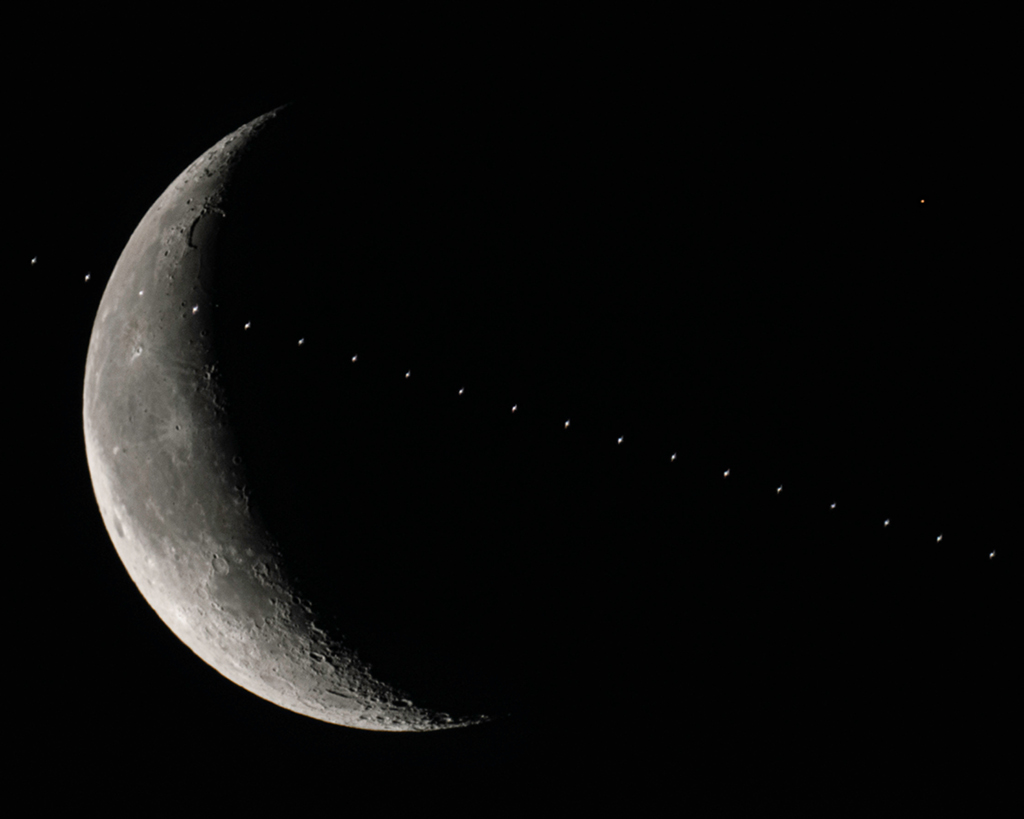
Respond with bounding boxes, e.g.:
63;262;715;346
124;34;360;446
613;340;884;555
83;99;970;735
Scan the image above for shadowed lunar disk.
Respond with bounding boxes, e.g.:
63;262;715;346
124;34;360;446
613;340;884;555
82;107;489;731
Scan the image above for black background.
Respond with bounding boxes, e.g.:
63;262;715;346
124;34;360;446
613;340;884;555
10;16;1013;812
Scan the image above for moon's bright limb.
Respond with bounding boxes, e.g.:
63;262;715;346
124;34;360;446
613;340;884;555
83;108;487;732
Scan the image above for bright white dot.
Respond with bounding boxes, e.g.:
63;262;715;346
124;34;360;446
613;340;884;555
830;503;836;509
724;469;730;477
84;273;91;282
351;354;357;362
617;436;624;444
670;453;676;461
244;321;251;330
405;370;410;378
139;290;144;296
884;519;890;527
777;485;783;494
511;404;517;412
298;338;305;346
458;387;464;395
989;551;995;559
192;305;199;314
565;420;570;428
30;257;37;265
937;534;943;542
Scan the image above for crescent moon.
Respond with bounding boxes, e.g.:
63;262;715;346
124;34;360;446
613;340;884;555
83;107;487;731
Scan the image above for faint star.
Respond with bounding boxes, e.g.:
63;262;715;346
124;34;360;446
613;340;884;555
777;485;782;494
936;534;943;542
84;273;91;282
989;551;995;559
244;321;251;330
351;354;357;362
617;436;624;444
884;519;890;527
830;503;836;509
30;257;37;265
670;453;676;461
511;404;517;412
724;469;730;477
405;370;410;377
192;305;199;314
565;420;570;428
458;387;464;395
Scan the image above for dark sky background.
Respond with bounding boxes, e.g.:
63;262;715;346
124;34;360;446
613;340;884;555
10;26;1012;811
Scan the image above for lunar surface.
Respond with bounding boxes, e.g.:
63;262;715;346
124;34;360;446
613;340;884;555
82;107;487;731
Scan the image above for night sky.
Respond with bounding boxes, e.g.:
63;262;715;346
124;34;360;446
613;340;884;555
12;31;1012;811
